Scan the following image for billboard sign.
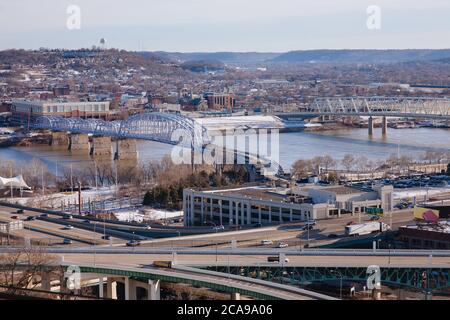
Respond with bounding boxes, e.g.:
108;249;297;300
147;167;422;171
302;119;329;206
414;207;440;222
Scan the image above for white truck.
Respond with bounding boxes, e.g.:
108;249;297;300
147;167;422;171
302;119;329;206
345;222;391;237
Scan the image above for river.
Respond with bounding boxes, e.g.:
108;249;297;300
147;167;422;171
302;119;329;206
0;128;449;173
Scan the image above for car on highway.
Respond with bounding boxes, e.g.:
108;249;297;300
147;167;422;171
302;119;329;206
16;209;24;214
126;240;141;247
302;225;314;231
346;221;356;226
213;225;225;231
25;216;36;221
305;220;317;226
62;238;73;245
102;235;112;240
64;225;74;230
277;242;289;248
62;214;73;220
83;220;91;224
40;213;49;218
370;215;381;221
11;216;19;220
261;240;273;246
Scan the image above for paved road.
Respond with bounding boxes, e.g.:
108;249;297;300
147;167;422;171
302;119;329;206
136;209;415;249
0;205;123;245
49;252;450;269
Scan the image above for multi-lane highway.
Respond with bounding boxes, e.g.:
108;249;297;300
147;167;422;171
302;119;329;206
0;205;124;245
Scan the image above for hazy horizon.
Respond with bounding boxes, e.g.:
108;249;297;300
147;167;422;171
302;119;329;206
1;0;449;51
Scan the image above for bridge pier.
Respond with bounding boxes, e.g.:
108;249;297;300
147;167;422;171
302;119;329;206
368;116;374;136
106;278;118;300
91;136;113;159
115;139;138;161
98;276;105;298
51;132;69;147
69;134;90;152
230;292;241;300
148;279;161;300
382;116;388;136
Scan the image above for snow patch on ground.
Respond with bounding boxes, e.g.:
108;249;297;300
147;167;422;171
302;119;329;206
393;187;450;200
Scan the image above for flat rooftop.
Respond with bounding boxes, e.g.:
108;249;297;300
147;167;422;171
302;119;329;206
207;186;291;203
401;222;450;234
302;185;365;195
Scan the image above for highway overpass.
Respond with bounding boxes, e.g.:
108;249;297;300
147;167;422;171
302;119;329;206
1;247;448;296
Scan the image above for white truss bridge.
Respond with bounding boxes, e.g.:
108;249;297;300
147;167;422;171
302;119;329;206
277;96;450;119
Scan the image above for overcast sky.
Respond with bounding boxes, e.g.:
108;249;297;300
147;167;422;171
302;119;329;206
0;0;449;51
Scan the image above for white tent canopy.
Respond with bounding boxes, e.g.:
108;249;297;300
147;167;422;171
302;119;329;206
0;175;31;189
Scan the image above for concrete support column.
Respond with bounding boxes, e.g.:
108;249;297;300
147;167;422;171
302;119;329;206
382;116;388;136
128;279;137;300
40;272;51;291
99;276;104;298
148;280;161;300
106;278;118;300
115;139;138;161
51;132;69;147
69;134;90;151
231;292;241;300
368;116;374;136
279;207;283;224
91;136;113;159
124;277;130;300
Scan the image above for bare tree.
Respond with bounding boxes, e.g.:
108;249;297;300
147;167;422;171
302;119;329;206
0;247;58;295
292;159;313;179
341;154;356;172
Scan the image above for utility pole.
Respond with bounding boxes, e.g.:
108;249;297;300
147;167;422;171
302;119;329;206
41;166;45;196
70;164;74;193
95;162;98;190
10;162;13;199
78;181;82;216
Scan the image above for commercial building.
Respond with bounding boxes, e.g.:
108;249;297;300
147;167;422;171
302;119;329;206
293;184;394;216
11;100;111;125
183;184;394;227
399;222;450;249
205;93;236;110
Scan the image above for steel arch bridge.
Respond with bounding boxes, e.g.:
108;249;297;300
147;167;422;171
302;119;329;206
208;265;450;292
277;96;450;120
32;112;207;147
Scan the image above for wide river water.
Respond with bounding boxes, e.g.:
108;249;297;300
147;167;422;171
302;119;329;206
0;128;449;173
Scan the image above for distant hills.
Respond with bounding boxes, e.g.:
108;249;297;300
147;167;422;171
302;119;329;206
140;52;280;63
271;49;450;63
143;49;450;64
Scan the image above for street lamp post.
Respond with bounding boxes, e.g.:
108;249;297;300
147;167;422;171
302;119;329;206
331;270;343;300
